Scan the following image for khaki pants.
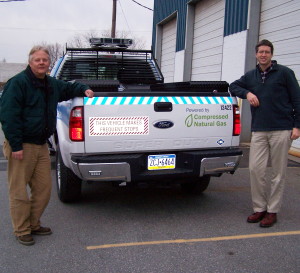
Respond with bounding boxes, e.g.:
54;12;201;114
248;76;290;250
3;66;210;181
249;131;292;213
3;140;52;236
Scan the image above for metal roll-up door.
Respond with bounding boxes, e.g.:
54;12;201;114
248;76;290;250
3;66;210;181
259;0;300;85
191;0;225;81
160;17;177;83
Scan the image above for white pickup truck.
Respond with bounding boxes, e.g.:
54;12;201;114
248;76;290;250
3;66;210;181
50;38;243;202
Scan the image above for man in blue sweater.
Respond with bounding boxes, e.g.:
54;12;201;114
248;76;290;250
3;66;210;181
229;39;300;227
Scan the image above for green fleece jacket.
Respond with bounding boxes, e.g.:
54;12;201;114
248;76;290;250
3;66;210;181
0;66;89;152
229;61;300;131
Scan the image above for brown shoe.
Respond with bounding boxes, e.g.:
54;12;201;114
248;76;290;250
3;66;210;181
16;234;35;246
31;226;52;235
260;213;277;227
247;211;267;223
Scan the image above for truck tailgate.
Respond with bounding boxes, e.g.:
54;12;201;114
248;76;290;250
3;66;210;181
83;94;237;153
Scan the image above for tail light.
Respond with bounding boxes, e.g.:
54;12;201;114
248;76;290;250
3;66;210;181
233;105;241;136
69;106;84;141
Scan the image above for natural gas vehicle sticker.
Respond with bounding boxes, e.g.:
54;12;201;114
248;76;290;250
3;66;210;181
185;113;229;127
185;106;230;128
89;116;149;136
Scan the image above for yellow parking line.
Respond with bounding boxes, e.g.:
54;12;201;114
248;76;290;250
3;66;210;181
237;166;299;169
86;230;300;250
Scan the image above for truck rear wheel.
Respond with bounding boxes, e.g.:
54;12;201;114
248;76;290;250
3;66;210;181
56;145;82;202
181;175;210;194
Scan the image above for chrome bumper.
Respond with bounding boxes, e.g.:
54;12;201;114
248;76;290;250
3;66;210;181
70;151;243;182
199;155;242;176
72;161;131;182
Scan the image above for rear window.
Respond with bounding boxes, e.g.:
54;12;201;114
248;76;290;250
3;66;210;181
57;50;163;85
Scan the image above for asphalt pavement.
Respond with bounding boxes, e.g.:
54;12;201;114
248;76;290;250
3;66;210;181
0;161;299;273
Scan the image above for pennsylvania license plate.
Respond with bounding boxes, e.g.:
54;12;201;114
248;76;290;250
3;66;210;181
148;154;176;170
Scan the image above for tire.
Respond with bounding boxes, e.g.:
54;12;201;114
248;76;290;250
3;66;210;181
181;175;210;194
56;145;82;202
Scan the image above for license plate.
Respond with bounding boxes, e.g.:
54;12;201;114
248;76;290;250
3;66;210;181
148;154;176;170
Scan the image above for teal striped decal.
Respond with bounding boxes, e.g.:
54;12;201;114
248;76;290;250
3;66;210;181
84;96;233;105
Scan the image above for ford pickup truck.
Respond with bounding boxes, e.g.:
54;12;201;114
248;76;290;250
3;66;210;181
50;38;243;202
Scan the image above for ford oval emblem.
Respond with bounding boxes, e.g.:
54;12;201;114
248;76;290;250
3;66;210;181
153;120;174;129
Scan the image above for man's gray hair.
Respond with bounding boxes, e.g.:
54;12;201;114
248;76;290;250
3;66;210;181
28;46;50;62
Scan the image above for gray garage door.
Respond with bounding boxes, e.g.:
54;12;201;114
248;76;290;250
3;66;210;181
191;0;225;81
160;17;177;83
259;0;300;85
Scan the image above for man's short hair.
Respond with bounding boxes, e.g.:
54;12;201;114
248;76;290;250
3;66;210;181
255;39;274;54
28;46;50;62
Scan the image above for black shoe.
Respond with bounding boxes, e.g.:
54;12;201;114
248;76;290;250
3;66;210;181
16;234;35;246
31;226;52;235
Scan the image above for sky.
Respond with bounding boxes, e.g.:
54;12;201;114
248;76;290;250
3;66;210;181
0;0;154;63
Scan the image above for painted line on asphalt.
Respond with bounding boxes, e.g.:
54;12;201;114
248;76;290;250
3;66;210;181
237;166;300;169
86;230;300;250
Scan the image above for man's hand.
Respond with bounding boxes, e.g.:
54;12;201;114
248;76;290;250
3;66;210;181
12;150;23;160
291;128;300;140
84;89;94;98
246;92;260;107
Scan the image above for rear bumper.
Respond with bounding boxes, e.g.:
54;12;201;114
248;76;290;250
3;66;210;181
70;148;243;182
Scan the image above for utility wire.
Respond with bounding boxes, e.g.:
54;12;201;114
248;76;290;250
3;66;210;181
131;0;153;11
118;0;133;35
0;0;26;2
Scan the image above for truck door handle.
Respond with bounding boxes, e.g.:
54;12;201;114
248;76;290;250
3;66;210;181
154;102;173;112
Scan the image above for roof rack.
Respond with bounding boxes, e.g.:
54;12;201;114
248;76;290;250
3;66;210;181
57;46;164;85
89;37;133;48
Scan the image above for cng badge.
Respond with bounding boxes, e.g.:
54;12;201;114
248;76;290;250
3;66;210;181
217;139;225;145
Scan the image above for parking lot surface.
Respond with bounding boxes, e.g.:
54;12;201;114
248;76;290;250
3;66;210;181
0;136;299;272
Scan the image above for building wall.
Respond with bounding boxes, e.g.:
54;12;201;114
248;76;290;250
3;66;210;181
224;0;248;36
259;0;300;86
160;17;177;83
153;0;250;83
0;63;27;82
190;0;225;81
153;0;188;53
221;31;247;83
153;0;300;148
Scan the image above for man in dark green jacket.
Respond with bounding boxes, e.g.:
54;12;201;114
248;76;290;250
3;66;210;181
229;40;300;228
0;46;94;246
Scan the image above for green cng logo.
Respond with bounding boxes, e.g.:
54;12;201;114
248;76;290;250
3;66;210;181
185;114;193;127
